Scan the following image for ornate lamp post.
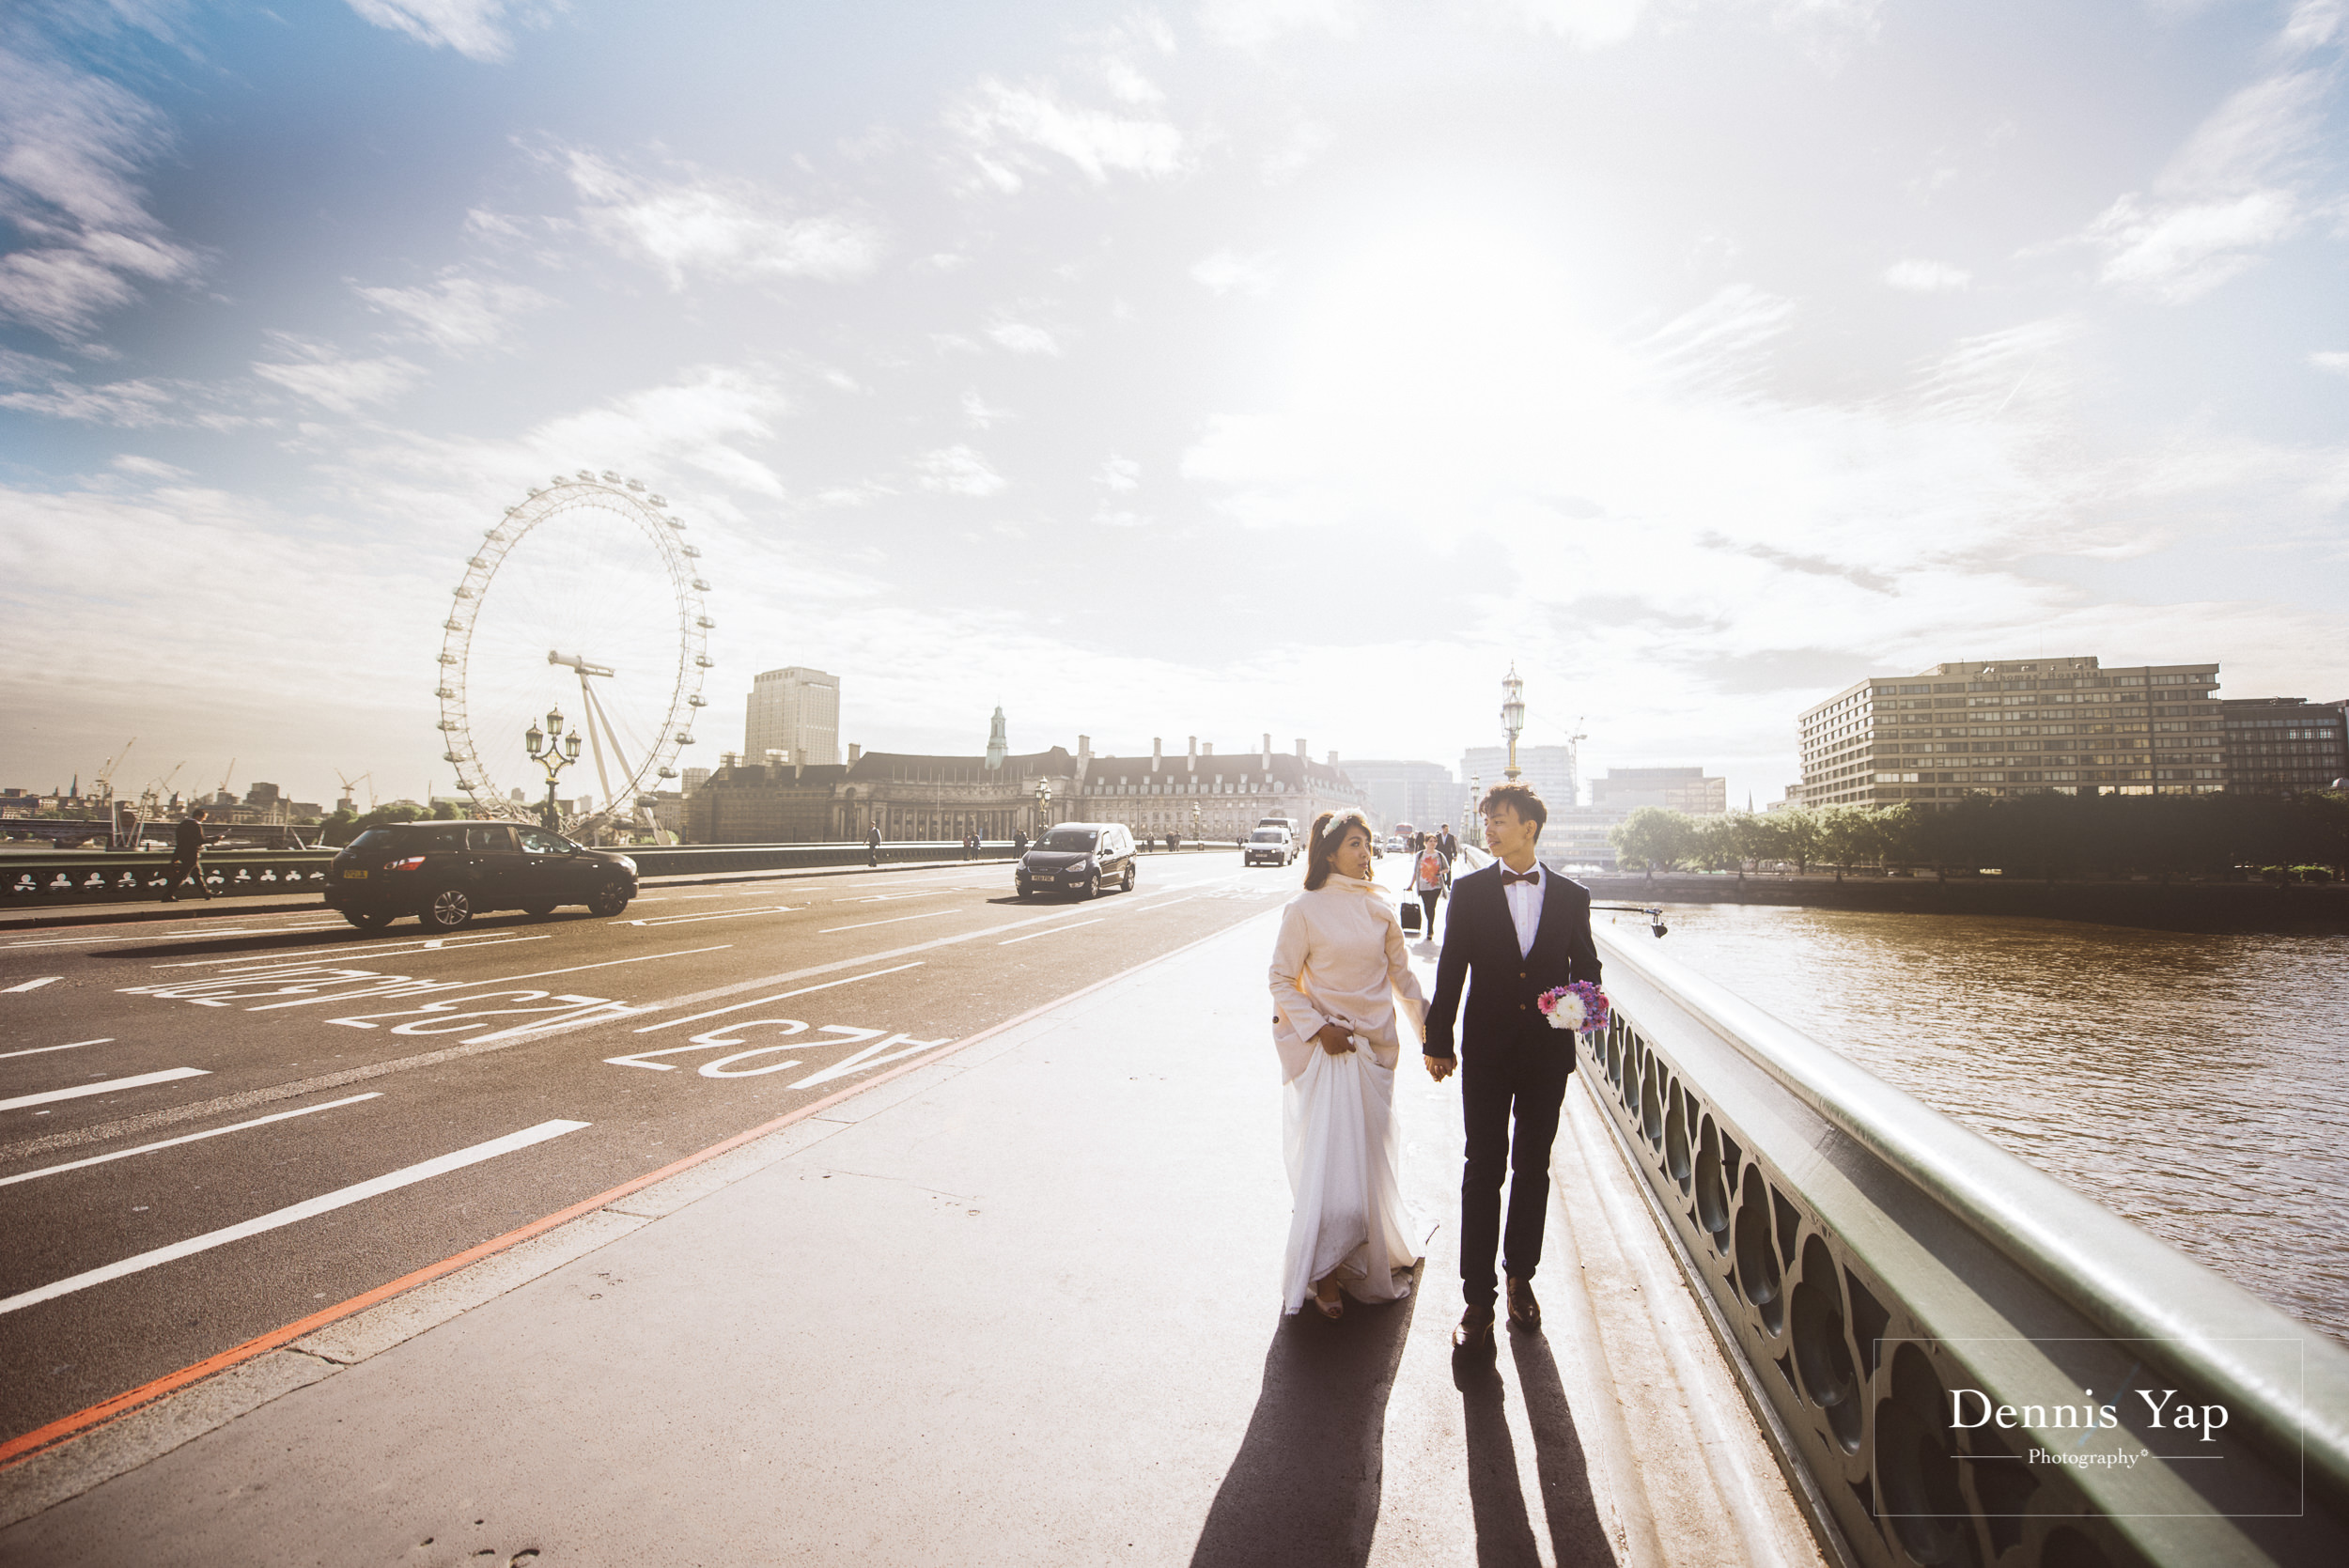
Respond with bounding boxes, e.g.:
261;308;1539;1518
1034;779;1051;835
524;707;583;831
1501;664;1526;781
1464;773;1484;849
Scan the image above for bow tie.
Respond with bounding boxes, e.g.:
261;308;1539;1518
1500;869;1539;886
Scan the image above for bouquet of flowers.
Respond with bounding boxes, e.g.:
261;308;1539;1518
1535;981;1610;1034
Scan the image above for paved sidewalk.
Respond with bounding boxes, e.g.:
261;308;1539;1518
0;898;1824;1566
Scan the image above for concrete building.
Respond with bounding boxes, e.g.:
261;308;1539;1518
744;667;840;767
681;767;710;796
683;723;1365;846
1797;655;2224;809
1343;759;1456;832
1460;744;1578;810
1588;767;1727;815
2219;698;2349;794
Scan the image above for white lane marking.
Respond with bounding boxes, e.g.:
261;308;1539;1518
0;1118;590;1316
626;962;926;1034
0;1093;383;1188
817;910;957;934
4;976;61;992
1000;919;1105;945
479;945;733;984
0;922;350;951
614;906;801;928
0;1037;111;1062
149;933;553;970
0;1067;210;1112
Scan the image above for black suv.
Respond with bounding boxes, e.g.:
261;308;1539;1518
1015;822;1136;900
325;821;638;931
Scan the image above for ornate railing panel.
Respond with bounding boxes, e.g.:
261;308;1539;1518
1581;926;2348;1567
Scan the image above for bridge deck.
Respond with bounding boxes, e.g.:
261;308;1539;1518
0;889;1825;1566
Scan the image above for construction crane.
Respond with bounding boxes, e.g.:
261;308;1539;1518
215;756;237;807
335;769;376;813
93;737;135;804
140;762;185;819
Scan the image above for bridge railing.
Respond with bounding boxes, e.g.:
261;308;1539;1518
1582;924;2348;1568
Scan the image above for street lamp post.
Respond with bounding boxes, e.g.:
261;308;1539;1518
1465;773;1484;848
1034;779;1050;836
523;707;583;832
1501;664;1526;782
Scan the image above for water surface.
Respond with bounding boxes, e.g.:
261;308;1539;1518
1606;904;2349;1346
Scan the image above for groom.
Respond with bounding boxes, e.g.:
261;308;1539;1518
1422;781;1602;1351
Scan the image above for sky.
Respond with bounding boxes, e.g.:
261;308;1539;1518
2;0;2345;815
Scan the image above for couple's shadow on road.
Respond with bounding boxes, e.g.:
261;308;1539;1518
1188;1275;1608;1568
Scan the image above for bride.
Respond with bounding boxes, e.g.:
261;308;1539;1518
1268;808;1426;1319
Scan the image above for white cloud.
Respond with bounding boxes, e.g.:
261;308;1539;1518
2080;46;2332;303
0;374;249;429
1883;258;1971;293
985;318;1063;356
962;390;1013;427
354;272;552;353
1507;0;1646;47
1097;455;1142;492
2311;350;2349;376
109;453;192;481
1199;0;1360;51
0;44;204;339
1191;249;1279;297
252;336;425;413
913;444;1006;496
947;81;1188;188
562;150;884;287
1502;0;1879;51
343;1;525;63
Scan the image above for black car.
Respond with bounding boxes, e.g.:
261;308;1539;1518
325;821;638;931
1015;822;1136;900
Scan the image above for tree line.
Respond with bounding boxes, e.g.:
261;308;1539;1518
1606;792;2349;882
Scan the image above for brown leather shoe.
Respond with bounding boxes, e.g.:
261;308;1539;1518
1452;1305;1495;1351
1506;1276;1541;1332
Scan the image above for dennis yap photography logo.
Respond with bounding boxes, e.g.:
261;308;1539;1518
1945;1384;2228;1470
1877;1337;2307;1521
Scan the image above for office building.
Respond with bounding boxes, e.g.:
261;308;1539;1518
1459;744;1579;811
744;667;840;768
681;767;710;796
1797;655;2223;809
2219;699;2349;794
1589;767;1727;815
1343;759;1456;831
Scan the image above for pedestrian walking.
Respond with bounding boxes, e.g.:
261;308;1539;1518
1409;833;1448;939
963;831;978;860
1437;823;1458;866
163;808;214;901
866;825;881;868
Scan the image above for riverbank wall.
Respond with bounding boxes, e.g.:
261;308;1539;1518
1573;872;2349;933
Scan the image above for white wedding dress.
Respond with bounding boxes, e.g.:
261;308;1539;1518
1268;873;1426;1313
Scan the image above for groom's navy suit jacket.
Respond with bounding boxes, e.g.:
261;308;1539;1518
1423;862;1602;1062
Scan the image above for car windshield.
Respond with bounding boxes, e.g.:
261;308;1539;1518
1251;830;1286;843
1038;830;1098;852
348;829;397;851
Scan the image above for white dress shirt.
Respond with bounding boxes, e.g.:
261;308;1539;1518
1499;860;1545;958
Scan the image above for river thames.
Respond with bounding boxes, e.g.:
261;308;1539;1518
1621;903;2349;1346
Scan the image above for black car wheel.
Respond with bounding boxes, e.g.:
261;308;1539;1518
1081;872;1099;900
342;909;392;931
523;903;557;919
587;882;630;917
1121;864;1135;893
425;889;474;931
1015;882;1031;900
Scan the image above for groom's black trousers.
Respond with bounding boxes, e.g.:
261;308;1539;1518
1459;1034;1574;1309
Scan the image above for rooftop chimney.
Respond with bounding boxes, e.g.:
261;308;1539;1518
1295;738;1308;759
1328;751;1338;767
1078;735;1092;761
1187;736;1197;772
848;743;862;765
1152;737;1162;773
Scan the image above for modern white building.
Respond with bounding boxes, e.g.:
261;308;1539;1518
1459;744;1579;811
1344;759;1455;831
744;667;840;768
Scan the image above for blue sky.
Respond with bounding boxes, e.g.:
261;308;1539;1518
2;0;2344;813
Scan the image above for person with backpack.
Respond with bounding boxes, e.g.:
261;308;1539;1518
1409;832;1449;939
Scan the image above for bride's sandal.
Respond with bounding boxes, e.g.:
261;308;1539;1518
1313;1280;1346;1320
